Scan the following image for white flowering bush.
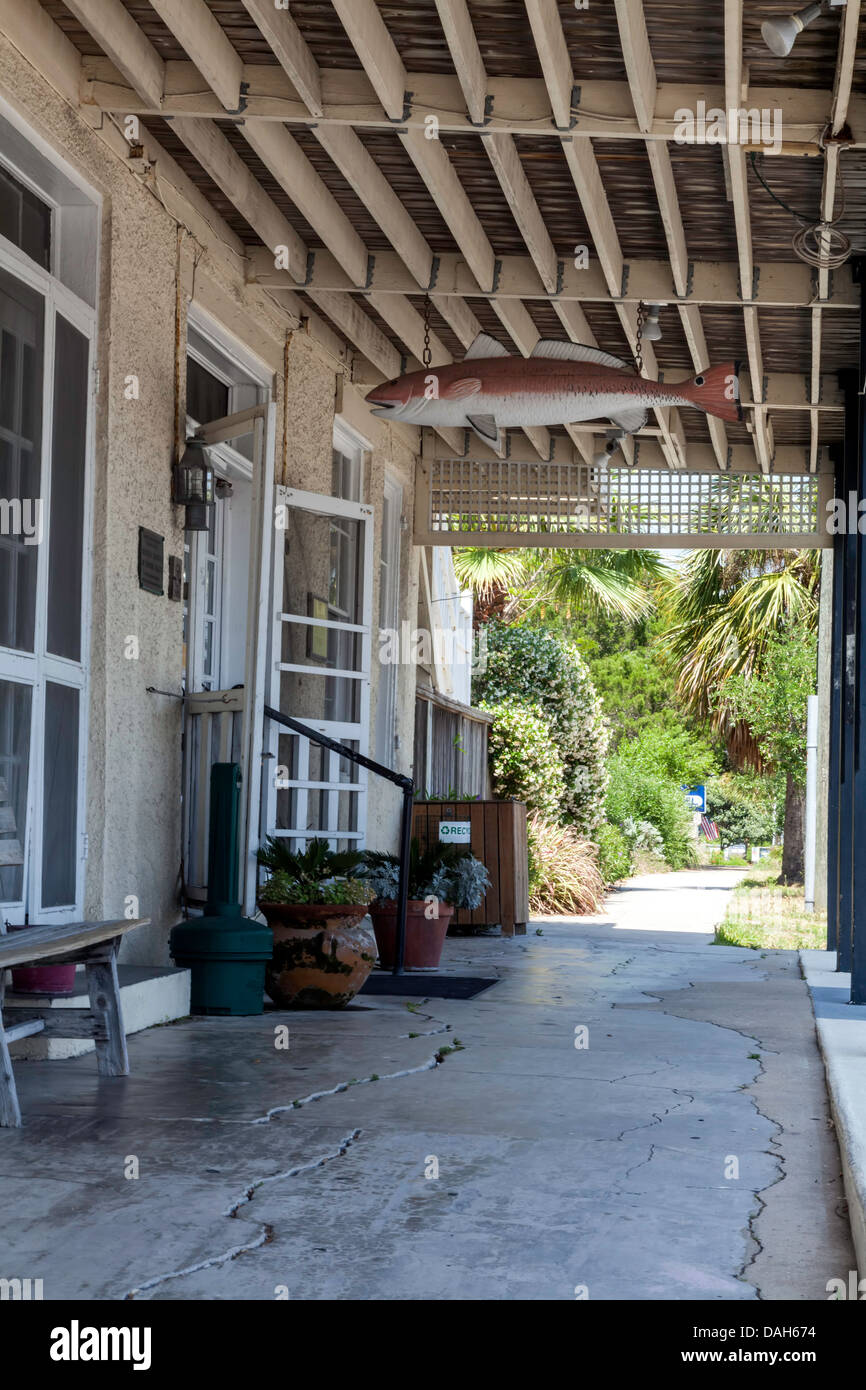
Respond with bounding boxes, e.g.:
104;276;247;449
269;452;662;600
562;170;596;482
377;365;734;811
474;623;609;833
482;699;566;820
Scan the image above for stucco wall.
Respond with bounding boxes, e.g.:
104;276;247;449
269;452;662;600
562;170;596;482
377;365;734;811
0;35;422;964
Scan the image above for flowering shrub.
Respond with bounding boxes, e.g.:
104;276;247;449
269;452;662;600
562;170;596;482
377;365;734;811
474;623;609;833
482;699;566;819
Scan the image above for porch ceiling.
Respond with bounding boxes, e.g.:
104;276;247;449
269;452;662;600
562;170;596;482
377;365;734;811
31;0;866;474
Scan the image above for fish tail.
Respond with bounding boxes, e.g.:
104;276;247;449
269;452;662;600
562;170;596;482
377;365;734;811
682;361;743;423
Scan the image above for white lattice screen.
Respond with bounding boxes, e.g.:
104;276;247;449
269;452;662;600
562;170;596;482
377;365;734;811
416;460;830;549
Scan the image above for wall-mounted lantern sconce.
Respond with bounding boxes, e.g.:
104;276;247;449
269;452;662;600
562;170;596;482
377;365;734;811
172;437;215;531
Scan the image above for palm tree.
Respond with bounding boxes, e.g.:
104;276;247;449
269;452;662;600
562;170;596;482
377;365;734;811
453;546;669;625
664;546;820;882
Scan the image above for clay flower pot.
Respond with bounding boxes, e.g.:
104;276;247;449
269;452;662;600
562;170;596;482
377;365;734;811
369;900;453;972
258;902;377;1009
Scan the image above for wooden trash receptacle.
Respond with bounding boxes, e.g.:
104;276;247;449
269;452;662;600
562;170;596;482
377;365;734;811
412;800;529;936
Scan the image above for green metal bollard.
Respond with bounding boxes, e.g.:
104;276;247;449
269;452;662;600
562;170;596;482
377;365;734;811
170;763;272;1016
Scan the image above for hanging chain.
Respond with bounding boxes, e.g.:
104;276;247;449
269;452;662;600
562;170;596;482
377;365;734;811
422;293;433;369
634;300;645;377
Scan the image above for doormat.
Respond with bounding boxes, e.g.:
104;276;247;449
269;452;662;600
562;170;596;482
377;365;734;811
360;974;499;1000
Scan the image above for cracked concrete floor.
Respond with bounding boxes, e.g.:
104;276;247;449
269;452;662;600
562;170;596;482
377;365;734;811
0;868;852;1300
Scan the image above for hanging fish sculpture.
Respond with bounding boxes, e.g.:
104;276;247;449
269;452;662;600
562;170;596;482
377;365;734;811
366;332;742;451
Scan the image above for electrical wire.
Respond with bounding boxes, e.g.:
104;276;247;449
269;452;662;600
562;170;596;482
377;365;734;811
749;139;853;271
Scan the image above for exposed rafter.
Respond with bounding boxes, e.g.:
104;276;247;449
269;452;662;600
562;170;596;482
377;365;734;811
812;0;861;470
725;0;767;473
613;0;727;470
429;0;609;464
329;0;552;460
525;0;681;469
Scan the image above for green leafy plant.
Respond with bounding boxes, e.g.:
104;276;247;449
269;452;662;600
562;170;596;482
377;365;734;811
594;821;633;885
362;838;490;909
605;757;697;870
256;836;370;906
474;622;609;832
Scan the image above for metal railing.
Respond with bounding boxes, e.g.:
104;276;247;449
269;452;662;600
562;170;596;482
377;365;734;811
263;705;413;976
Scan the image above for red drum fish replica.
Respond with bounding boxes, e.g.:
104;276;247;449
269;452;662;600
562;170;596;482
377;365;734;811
366;332;742;451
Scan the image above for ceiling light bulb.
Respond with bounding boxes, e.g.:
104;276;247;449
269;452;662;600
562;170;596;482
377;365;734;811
593;445;613;467
761;4;822;57
643;304;662;341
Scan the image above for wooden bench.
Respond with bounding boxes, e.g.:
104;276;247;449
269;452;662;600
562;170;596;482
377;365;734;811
0;918;149;1127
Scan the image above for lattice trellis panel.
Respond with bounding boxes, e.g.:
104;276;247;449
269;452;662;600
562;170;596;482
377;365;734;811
415;459;832;549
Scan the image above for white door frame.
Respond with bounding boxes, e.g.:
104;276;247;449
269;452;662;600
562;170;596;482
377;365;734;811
263;486;374;858
183;403;276;915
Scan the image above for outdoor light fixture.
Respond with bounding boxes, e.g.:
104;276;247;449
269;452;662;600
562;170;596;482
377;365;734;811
761;4;822;57
642;304;662;342
593;430;626;467
172;437;215;531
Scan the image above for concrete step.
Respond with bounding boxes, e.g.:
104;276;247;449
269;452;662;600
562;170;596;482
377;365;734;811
4;965;190;1059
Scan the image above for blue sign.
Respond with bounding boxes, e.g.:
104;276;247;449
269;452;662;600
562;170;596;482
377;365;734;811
683;784;706;813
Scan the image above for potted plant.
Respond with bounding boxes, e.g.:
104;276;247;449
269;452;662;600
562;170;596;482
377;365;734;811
256;838;377;1009
362;839;491;972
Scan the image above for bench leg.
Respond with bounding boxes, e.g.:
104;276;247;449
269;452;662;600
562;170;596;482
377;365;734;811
0;978;21;1128
85;952;129;1077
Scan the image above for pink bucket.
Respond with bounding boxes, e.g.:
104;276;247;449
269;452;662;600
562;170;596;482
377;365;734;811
7;925;78;996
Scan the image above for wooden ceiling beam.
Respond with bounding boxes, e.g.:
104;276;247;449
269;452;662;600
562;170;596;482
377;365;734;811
148;0;243;112
240;122;370;289
238;0;324;117
613;0;658;136
329;0;408;121
614;2;726;469
725;1;766;473
62;0;164;109
327;1;552;458
246;245;858;311
82;60;855;143
433;0;609;461
433;0;488;127
813;2;860;434
525;0;679;468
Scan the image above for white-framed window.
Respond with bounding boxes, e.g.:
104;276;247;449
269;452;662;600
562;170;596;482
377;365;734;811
0;106;99;924
332;419;369;504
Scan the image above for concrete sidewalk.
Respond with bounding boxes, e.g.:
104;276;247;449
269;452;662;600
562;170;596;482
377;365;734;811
1;869;852;1300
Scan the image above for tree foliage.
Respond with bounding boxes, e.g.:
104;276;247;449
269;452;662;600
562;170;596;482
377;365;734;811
474;622;609;833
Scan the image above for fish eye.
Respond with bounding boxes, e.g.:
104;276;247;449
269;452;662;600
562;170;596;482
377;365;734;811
694;374;705;386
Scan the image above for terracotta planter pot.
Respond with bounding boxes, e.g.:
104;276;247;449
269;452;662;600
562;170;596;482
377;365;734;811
369;900;453;972
258;902;377;1009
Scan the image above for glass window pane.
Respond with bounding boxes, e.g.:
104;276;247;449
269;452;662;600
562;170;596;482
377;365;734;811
0;267;43;654
186;356;228;425
46;314;88;661
0;679;31;904
0;166;51;269
41;681;79;908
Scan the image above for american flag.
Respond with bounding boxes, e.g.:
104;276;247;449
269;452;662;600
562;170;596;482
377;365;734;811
701;816;720;842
